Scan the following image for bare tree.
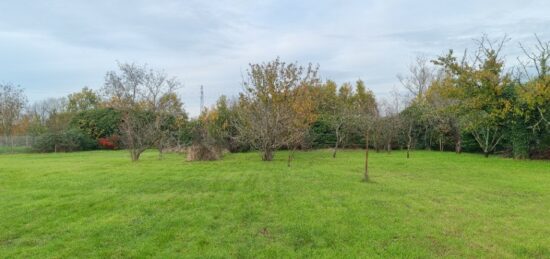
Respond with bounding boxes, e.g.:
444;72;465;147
28;98;67;125
397;55;436;100
0;83;27;150
353;80;378;181
103;62;181;161
378;88;403;153
398;55;439;153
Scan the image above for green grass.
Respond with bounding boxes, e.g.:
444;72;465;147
0;150;548;258
0;146;31;154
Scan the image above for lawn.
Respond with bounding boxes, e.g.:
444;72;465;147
0;150;548;258
0;146;31;154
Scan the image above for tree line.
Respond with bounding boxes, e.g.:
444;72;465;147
1;35;549;169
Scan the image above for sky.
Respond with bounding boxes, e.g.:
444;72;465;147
0;0;549;116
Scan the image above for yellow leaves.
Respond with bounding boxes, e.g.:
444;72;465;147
199;109;219;124
517;77;550;110
290;84;317;128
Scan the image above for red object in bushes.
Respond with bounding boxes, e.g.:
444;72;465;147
98;135;119;150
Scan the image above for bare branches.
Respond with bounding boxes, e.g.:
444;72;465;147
518;34;550;81
397;55;436;100
103;62;183;161
474;34;510;61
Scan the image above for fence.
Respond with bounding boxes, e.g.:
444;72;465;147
0;135;35;150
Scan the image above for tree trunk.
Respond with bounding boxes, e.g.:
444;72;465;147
407;123;412;159
262;149;273;161
439;137;443;151
455;134;461;154
287;147;295;167
373;135;380;153
332;139;339;158
484;151;489;158
364;131;369;182
158;148;164;160
424;127;430;150
131;149;141;161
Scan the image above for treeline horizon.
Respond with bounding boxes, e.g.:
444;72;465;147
0;34;548;162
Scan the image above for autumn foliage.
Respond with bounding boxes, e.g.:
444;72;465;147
98;135;120;150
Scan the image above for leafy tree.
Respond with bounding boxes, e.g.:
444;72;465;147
156;92;187;158
67;87;100;113
433;36;512;157
70;108;121;139
285;77;319;166
512;35;550;158
331;82;355;157
236;58;319;161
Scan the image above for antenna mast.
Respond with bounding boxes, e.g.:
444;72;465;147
200;85;204;112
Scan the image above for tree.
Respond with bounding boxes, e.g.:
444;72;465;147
353;80;378;181
398;55;439;151
70;108;121;139
28;98;62;126
420;77;466;154
433;35;512;157
26;97;71;142
397;55;436;100
0;83;27;151
180;95;235;161
285;79;318;166
67;87;100;113
103;62;181;161
513;35;550;158
378;88;402;153
330;82;355;158
236;58;320;161
401;102;423;158
156;92;186;159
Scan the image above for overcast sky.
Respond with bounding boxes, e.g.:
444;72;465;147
1;0;549;116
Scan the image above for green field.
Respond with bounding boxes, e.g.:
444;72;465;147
0;146;31;154
0;150;548;258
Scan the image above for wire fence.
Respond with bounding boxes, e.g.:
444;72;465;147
0;136;36;149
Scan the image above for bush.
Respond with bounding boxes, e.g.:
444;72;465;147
70;108;121;139
98;135;120;150
186;143;222;161
33;129;97;152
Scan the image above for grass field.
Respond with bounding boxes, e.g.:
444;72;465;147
0;150;548;258
0;146;31;154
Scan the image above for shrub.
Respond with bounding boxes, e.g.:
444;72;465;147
70;108;121;139
33;129;97;152
98;135;120;150
186;143;222;161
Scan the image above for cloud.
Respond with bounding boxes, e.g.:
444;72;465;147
0;0;549;116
